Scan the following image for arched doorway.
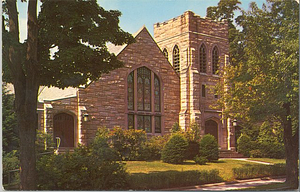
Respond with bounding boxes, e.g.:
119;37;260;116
205;120;218;142
53;113;74;147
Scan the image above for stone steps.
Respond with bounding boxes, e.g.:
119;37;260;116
219;150;244;158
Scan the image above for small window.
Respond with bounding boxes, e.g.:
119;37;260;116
214;94;218;99
163;48;168;60
202;85;206;97
199;44;207;73
212;46;219;75
173;45;180;73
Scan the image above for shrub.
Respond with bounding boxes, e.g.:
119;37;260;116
161;133;188;164
259;142;285;159
194;155;208;165
140;135;169;161
237;134;253;157
232;164;286;180
171;122;181;133
2;150;20;186
250;149;263;158
199;134;219;161
128;169;222;190
109;127;146;160
37;136;129;190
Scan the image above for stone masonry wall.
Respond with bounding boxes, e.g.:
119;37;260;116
79;27;180;145
154;11;229;149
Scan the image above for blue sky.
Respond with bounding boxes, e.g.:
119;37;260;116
16;0;268;42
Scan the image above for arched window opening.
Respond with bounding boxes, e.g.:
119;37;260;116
127;67;162;134
212;46;219;75
173;45;180;73
163;48;168;60
199;44;207;73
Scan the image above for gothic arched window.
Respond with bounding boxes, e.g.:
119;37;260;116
127;67;162;134
199;44;207;73
212;46;219;75
173;45;180;73
163;48;168;60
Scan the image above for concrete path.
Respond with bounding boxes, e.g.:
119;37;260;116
165;177;286;191
220;158;274;165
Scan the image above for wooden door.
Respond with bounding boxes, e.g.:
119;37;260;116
205;120;218;142
53;113;74;147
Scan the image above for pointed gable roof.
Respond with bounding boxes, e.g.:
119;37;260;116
107;26;155;56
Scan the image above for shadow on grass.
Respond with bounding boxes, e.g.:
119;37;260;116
128;169;223;190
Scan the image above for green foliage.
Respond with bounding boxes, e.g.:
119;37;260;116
232;164;286;180
184;122;201;142
2;86;19;153
249;149;263;158
108;127;147;160
171;122;181;133
128;169;222;190
37;137;129;190
36;130;55;154
258;142;285;159
2;150;20;185
199;134;219;161
161;133;188;164
140;135;169;161
237;134;254;157
194;155;208;165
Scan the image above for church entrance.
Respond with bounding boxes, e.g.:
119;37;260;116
53;113;74;147
205;120;218;142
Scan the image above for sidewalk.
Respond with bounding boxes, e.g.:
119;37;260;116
163;177;286;191
220;158;274;165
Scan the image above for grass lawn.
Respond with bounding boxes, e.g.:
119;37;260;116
125;159;260;181
248;158;286;164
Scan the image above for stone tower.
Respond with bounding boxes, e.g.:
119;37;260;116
154;11;231;149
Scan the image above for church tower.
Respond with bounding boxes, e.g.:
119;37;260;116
154;11;231;150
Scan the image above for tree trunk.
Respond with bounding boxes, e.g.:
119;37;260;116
7;0;39;190
283;102;299;189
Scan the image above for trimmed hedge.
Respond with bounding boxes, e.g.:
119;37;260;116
232;164;286;180
128;169;222;190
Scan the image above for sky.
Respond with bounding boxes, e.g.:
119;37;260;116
16;0;270;43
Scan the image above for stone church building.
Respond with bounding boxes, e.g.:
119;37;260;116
37;11;238;153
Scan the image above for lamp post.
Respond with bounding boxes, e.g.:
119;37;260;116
232;119;237;151
83;113;89;122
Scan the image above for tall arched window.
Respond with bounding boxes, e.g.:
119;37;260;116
127;67;162;134
199;44;207;73
163;48;168;60
212;46;219;75
173;45;180;73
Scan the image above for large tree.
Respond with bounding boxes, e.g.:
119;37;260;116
2;0;134;190
208;0;299;188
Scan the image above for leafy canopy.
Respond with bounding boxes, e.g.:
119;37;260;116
3;0;134;88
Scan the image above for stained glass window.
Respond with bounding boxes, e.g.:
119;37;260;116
212;46;219;75
199;44;207;73
202;84;206;97
127;67;162;134
163;48;168;60
128;114;134;130
155;116;161;133
137;67;151;111
173;45;180;73
154;75;160;112
137;115;151;133
127;72;134;110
